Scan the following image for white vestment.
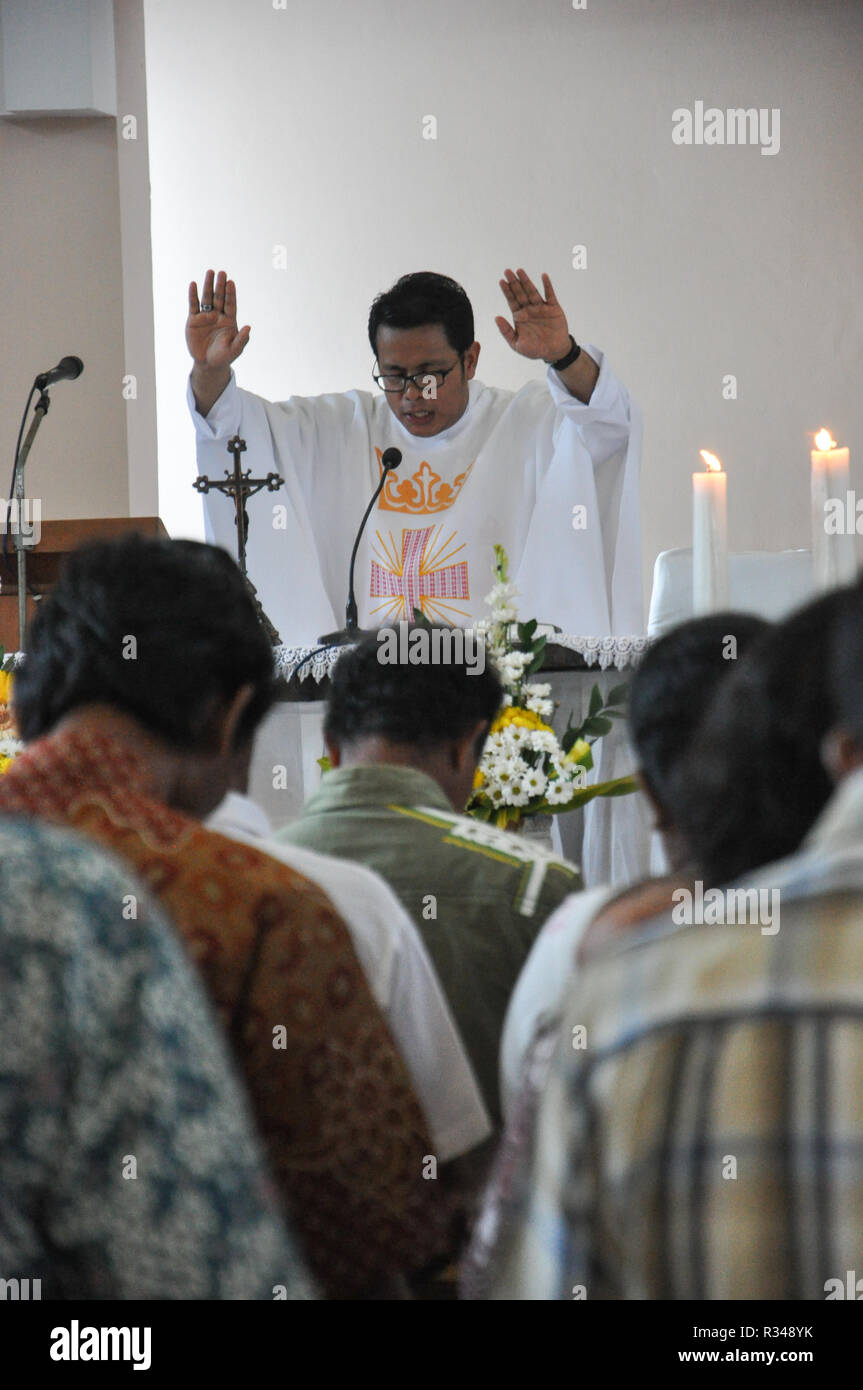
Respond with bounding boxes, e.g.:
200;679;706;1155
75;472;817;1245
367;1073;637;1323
188;346;642;645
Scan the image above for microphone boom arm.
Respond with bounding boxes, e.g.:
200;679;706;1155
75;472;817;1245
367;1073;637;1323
12;389;51;650
318;447;402;646
345;469;390;631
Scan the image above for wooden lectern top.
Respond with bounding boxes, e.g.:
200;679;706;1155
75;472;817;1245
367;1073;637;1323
0;517;169;651
1;517;169;595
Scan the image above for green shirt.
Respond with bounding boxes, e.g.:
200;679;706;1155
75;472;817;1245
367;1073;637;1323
277;765;582;1125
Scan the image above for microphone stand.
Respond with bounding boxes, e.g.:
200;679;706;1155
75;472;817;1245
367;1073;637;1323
12;388;50;651
318;455;400;646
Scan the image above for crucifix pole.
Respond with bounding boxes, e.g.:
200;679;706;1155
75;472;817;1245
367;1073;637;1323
227;434;249;575
192;434;285;643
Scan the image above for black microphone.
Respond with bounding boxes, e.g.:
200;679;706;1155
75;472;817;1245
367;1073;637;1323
317;446;402;645
34;356;84;390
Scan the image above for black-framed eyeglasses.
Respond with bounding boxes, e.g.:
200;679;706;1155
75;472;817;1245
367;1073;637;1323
372;356;463;394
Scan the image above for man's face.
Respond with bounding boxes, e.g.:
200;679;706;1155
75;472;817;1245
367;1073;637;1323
375;323;480;437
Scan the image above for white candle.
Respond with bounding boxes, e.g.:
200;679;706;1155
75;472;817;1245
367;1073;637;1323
692;449;728;614
811;428;856;591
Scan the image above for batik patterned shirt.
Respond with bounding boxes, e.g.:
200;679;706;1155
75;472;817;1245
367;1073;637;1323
0;816;312;1300
0;730;453;1297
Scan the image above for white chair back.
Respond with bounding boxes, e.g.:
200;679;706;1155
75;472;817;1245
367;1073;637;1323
648;548;817;637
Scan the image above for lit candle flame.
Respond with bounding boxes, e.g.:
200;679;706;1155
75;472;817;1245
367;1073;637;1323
814;428;837;451
699;450;723;473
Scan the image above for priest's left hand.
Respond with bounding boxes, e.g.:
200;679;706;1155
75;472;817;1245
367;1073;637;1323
496;267;599;403
495;269;571;363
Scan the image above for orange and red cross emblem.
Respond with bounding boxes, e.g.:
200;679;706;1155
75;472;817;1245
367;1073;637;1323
369;526;470;623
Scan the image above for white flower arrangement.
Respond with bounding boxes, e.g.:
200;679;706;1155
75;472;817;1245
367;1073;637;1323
0;730;23;772
466;545;636;830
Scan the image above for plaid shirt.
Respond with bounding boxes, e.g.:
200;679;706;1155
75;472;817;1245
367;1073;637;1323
465;768;863;1300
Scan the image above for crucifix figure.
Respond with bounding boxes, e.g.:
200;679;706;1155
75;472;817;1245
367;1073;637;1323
194;434;285;644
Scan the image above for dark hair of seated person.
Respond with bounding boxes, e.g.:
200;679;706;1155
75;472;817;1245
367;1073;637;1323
670;586;850;886
831;578;863;749
13;535;277;751
629;611;770;837
324;623;503;760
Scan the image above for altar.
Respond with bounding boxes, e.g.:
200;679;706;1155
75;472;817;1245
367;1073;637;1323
247;634;656;890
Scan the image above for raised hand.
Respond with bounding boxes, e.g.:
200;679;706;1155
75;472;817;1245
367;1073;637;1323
495;268;571;363
187;269;251;371
186;269;251;415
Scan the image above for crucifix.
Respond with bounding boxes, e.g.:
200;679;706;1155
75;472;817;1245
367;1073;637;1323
193;434;285;645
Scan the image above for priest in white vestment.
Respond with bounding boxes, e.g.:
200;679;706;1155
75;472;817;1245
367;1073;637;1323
186;267;642;646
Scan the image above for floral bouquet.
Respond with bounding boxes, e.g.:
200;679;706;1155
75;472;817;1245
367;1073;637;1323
0;650;23;774
465;546;637;829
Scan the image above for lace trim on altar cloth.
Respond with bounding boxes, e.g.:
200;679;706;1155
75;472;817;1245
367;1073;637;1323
275;635;650;683
276;644;347;684
7;638;649;685
549;634;650;670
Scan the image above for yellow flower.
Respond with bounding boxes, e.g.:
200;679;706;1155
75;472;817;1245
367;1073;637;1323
473;767;485;790
0;669;12;706
490;704;554;736
564;738;591;766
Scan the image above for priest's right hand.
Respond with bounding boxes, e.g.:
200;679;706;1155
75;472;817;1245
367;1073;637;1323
186;269;251;416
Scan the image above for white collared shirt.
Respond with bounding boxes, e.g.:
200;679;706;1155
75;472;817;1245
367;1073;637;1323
208;790;491;1161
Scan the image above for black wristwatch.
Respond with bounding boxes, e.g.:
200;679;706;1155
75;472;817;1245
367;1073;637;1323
548;335;582;372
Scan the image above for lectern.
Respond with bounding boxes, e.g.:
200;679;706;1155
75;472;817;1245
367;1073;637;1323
0;517;169;651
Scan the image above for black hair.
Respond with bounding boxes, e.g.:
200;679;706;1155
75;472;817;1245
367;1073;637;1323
367;272;475;357
324;624;502;756
629;612;769;815
832;579;863;746
670;588;849;885
14;535;277;751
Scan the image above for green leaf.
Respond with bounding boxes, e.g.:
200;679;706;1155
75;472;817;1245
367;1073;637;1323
562;716;590;747
535;773;640;815
588;684;604;717
580;715;613;737
525;635;547;676
493;544;509;585
607;682;631;706
517;619;537;646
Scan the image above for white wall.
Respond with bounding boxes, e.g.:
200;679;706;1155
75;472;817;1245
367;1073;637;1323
0;110;128;521
115;0;158;515
143;0;863;624
0;0;157;531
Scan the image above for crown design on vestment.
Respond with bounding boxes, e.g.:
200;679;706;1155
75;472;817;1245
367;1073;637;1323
375;448;475;514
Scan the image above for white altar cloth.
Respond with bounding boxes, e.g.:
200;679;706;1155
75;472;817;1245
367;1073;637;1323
249;635;653;890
